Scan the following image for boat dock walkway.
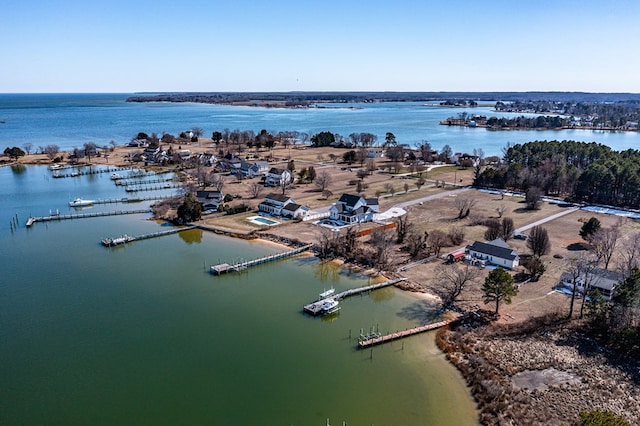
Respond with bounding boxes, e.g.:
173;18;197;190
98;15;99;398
357;316;458;348
125;184;181;192
115;177;177;186
210;244;313;275
51;166;132;178
90;195;174;205
303;278;406;316
102;225;196;246
26;209;151;227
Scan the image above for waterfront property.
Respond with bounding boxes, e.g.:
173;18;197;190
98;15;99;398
558;268;622;301
197;189;224;212
257;193;308;219
329;193;379;224
466;238;520;269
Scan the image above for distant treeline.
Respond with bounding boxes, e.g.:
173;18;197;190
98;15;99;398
474;140;640;208
496;100;640;126
126;91;640;105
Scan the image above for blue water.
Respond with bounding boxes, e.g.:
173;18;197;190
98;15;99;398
1;93;639;156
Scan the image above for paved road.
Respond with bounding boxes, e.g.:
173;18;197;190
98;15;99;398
514;207;580;234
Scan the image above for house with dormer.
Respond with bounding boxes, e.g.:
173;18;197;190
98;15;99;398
329;194;379;224
196;189;224;212
258;193;296;216
466;239;520;269
238;160;269;178
264;167;292;187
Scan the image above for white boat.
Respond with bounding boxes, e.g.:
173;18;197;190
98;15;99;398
69;198;95;207
110;173;123;180
102;235;131;247
319;288;335;300
320;298;340;315
49;164;63;171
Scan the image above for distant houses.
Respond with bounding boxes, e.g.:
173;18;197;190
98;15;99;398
329;193;379;224
466;239;520;269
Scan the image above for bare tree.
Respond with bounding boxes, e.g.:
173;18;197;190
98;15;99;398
405;231;428;258
454;197;476;219
210;174;225;192
496;204;507;218
415;177;426;190
434;263;480;307
484;219;501;241
501;217;514;241
369;229;394;269
384;182;395;195
527;225;551;257
22;142;33;155
525;186;543;210
43;144;60;161
322;189;333;200
395;214;411;244
565;255;598;319
248;181;263;199
356;169;368;181
315;170;332;192
365;158;376;174
590;227;620;270
427;229;447;257
617;232;640;277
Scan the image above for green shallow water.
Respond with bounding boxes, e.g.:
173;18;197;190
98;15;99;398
0;166;477;425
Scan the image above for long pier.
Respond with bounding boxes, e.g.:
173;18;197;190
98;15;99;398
26;209;151;227
210;244;313;275
303;278;406;316
51;166;133;178
102;225;196;246
357;316;458;348
115;177;177;186
90;195;175;205
124;184;181;192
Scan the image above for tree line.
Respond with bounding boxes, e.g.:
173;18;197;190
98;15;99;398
474;140;640;209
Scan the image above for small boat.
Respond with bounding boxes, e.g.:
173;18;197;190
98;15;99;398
110;173;123;180
49;164;63;171
320;298;340;315
319;288;335;300
102;234;131;247
69;198;95;207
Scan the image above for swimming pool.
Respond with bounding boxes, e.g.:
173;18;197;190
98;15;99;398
248;216;280;226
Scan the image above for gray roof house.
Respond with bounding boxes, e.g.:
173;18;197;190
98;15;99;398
559;268;622;301
466;239;520;269
196;190;224;212
329;194;379;224
258;193;307;219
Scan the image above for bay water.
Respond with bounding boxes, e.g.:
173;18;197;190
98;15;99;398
1;93;639;157
0;164;477;424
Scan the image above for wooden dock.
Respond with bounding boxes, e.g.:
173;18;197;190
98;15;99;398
210;244;313;275
102;225;196;246
124;184;181;192
303;278;406;316
357;316;458;348
114;177;177;186
51;166;132;178
26;209;151;227
90;195;174;205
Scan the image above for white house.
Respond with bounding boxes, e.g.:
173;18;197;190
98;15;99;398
559;268;622;301
329;194;379;224
280;202;309;219
238;160;269;178
466;239;520;269
258;193;296;216
264;167;292;187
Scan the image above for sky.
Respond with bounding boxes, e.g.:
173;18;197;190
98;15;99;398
2;0;639;93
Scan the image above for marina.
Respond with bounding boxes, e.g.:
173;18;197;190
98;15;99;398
210;244;313;275
49;166;133;178
303;278;406;316
101;225;196;246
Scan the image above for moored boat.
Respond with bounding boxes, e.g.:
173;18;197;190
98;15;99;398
320;298;340;315
110;173;123;180
69;198;95;207
101;234;132;247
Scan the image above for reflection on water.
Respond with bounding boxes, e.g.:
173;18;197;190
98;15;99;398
178;227;203;244
10;164;26;174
